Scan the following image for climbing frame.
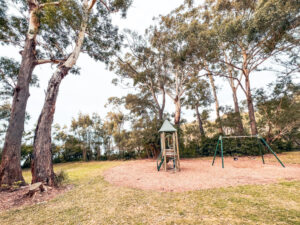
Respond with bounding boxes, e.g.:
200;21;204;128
157;120;180;172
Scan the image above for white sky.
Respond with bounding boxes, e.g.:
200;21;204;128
1;0;294;132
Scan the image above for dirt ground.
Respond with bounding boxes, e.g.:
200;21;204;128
103;155;300;192
0;185;71;212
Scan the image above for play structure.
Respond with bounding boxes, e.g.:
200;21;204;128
157;120;180;172
212;135;285;168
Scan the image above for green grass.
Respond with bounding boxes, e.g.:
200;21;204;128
1;152;300;225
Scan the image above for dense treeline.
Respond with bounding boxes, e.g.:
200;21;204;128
0;0;299;186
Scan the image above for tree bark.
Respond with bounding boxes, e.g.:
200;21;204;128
0;1;40;186
96;147;101;160
174;96;181;126
245;73;258;135
208;73;223;134
229;78;244;135
31;66;70;185
195;105;205;137
82;145;87;161
241;50;258;135
158;86;166;121
31;1;91;185
150;81;165;121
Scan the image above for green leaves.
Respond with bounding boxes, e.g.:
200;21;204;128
0;57;38;100
255;77;300;142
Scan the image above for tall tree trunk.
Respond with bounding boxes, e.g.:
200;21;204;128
31;66;70;185
158;86;166;121
244;73;258;135
229;79;244;135
195;105;205;137
96;147;101;160
174;96;181;126
145;148;150;158
82;145;87;161
31;2;90;185
208;73;223;134
151;82;165;121
0;1;40;186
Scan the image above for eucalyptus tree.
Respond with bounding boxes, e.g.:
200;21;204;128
112;30;168;121
167;4;225;133
206;70;223;134
124;93;164;157
207;0;300;135
255;77;300;143
221;55;245;134
185;77;212;137
0;0;65;186
104;111;127;153
91;113;103;160
71;113;94;161
151;13;200;126
32;0;131;185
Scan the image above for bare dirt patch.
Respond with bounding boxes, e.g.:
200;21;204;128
103;156;300;192
0;185;72;212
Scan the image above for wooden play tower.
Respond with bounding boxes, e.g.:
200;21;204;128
157;120;180;172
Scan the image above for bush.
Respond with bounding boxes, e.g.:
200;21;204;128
180;135;294;158
54;170;68;186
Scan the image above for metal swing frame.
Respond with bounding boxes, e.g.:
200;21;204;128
211;134;285;168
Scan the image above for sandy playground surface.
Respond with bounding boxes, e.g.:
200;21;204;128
103;155;300;192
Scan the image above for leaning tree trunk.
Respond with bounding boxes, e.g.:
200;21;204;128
229;80;244;135
31;2;90;185
244;72;258;135
208;73;223;134
195;105;205;137
31;66;70;185
0;2;40;185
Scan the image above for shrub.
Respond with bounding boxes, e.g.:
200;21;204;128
180;136;293;158
54;170;68;186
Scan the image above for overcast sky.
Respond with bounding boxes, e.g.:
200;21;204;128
1;0;294;132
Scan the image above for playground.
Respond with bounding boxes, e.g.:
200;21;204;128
102;120;300;192
104;155;300;192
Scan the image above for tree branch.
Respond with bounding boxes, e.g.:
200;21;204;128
89;0;97;10
35;59;65;65
39;1;61;9
215;73;247;95
219;59;243;71
99;0;111;11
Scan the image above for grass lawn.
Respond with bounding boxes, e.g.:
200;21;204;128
1;152;300;225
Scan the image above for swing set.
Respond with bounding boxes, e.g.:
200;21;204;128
212;134;285;168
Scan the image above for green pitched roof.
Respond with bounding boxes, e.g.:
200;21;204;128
159;120;177;132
